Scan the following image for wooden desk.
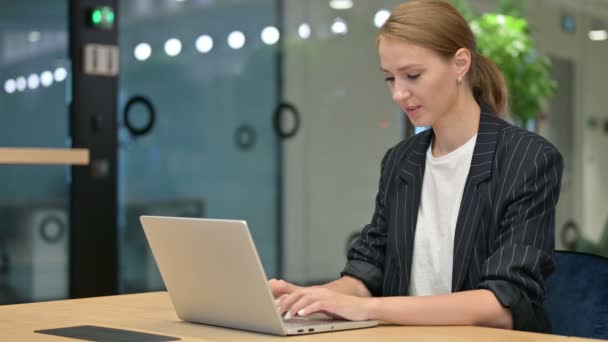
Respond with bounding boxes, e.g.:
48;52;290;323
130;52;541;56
0;292;597;341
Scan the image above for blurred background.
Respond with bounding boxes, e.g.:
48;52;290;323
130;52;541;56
0;0;606;305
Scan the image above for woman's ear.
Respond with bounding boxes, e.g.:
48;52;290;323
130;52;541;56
453;48;472;79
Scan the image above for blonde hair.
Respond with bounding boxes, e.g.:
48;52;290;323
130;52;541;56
378;0;509;117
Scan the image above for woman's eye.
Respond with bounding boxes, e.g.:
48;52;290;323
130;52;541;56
407;74;420;80
384;76;395;82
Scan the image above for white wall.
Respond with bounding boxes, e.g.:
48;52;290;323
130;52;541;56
528;0;608;245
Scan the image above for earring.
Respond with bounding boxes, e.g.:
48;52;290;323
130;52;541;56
457;76;463;85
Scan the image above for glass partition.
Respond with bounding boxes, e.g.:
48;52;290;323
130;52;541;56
0;0;71;304
117;0;281;292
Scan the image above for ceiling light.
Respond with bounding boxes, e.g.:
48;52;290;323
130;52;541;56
298;23;311;40
329;0;353;10
54;67;67;82
27;74;40;90
261;26;280;45
40;71;53;87
16;76;27;91
4;79;16;94
228;31;246;50
134;43;152;61
331;17;348;35
374;9;391;28
588;30;608;41
195;35;214;53
164;38;182;57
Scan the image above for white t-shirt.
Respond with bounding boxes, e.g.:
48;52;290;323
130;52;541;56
409;134;477;296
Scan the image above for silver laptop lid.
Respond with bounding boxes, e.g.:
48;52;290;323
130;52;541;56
140;216;286;335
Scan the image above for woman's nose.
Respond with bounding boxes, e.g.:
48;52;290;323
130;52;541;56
392;86;411;103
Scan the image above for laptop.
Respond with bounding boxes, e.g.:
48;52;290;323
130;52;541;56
140;216;378;336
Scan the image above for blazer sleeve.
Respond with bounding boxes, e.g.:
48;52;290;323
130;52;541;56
477;145;564;332
341;147;393;296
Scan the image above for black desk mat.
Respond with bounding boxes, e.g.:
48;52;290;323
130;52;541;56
35;325;181;341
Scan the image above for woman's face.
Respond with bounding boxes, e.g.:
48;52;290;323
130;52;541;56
379;36;461;127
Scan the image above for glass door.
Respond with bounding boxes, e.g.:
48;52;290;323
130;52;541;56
0;0;71;303
117;0;281;292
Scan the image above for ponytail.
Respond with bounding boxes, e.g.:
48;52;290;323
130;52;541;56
471;53;509;118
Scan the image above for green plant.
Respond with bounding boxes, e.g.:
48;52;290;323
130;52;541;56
454;0;557;126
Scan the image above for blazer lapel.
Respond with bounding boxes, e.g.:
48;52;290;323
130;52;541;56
395;131;432;295
452;110;500;291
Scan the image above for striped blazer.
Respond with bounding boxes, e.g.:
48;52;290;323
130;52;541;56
342;108;564;333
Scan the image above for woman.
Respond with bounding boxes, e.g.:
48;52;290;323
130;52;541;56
270;0;563;332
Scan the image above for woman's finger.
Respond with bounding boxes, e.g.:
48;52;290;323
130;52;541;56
278;290;306;316
297;301;325;317
268;279;298;298
285;293;315;319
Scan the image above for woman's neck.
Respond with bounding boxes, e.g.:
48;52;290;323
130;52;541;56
431;95;481;158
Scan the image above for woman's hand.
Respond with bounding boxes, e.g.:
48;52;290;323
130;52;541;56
268;279;303;298
275;286;374;321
